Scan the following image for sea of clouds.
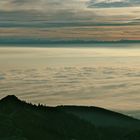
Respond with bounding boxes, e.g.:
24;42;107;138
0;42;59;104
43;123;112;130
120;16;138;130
0;46;140;118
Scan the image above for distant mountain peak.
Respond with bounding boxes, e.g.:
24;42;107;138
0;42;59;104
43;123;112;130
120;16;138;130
0;95;25;115
1;95;20;103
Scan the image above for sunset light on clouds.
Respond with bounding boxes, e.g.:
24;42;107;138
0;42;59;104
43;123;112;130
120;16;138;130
0;0;140;42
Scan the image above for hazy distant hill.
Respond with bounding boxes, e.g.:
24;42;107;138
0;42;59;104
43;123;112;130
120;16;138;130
0;38;140;45
0;95;139;140
58;106;139;127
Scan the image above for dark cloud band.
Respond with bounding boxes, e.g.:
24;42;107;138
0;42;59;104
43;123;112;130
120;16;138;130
88;0;140;8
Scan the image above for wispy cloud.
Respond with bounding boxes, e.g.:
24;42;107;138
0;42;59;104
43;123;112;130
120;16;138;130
0;0;88;11
0;0;139;41
0;0;95;22
0;0;139;23
88;0;140;8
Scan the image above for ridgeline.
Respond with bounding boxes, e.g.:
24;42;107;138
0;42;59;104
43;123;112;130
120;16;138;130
0;95;139;140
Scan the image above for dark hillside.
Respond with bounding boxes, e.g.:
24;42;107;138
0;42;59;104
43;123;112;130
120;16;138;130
58;106;140;127
0;95;139;140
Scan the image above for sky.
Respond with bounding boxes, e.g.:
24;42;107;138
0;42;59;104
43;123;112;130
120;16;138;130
0;1;140;118
0;0;140;41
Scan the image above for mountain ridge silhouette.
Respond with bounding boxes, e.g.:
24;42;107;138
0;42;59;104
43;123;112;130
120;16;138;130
0;95;139;140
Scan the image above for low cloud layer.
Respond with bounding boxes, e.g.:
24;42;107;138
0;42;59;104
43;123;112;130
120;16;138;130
0;47;140;118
